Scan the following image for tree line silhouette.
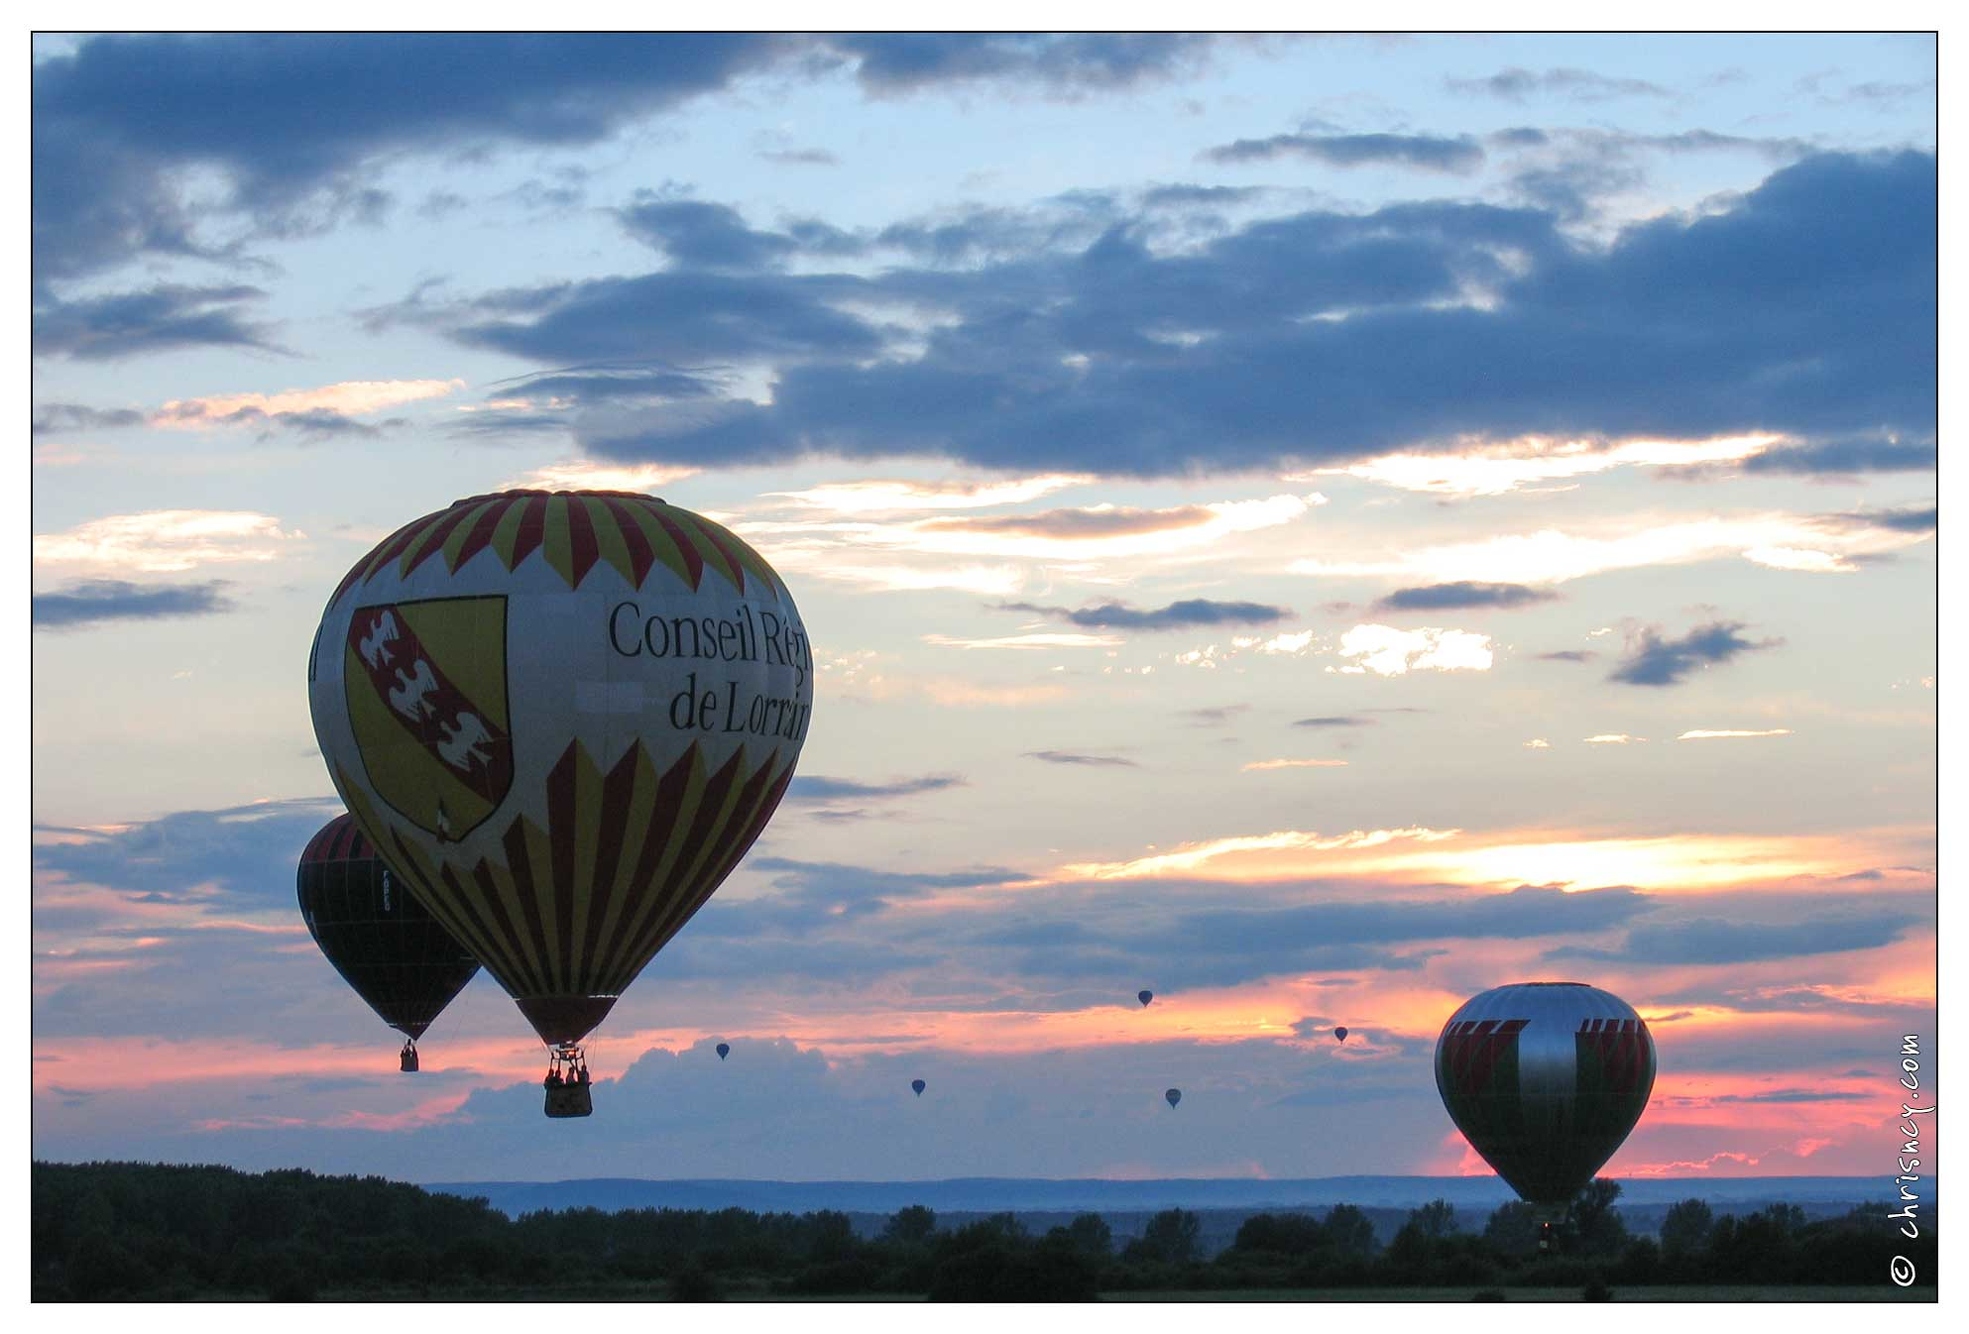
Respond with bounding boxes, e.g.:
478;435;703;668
33;1161;1936;1301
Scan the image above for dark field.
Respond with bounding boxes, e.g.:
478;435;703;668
162;1284;1941;1302
1102;1286;1935;1302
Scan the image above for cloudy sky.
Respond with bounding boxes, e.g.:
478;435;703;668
30;31;1937;1185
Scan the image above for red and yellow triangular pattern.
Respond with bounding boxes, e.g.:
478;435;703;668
330;491;789;607
335;735;795;1046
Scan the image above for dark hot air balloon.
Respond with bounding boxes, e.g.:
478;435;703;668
297;813;480;1071
1165;1088;1181;1108
1435;982;1655;1222
716;1042;730;1061
309;490;811;1117
1138;990;1154;1007
1334;1026;1348;1043
911;1079;926;1097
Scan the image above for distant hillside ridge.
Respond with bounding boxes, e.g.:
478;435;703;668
423;1174;1903;1219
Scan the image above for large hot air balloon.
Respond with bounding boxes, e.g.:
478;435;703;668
911;1079;927;1097
308;490;811;1117
297;814;480;1071
1333;1026;1348;1043
716;1042;730;1061
1164;1088;1181;1108
1137;990;1154;1007
1434;982;1655;1218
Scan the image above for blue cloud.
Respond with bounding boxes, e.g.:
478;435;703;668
1608;620;1778;687
837;33;1216;95
638;860;1660;996
1204;132;1484;172
153;404;399;439
29;796;394;1043
1375;582;1557;612
32;1031;1460;1184
451;269;885;366
31;34;790;286
1447;66;1670;102
485;362;723;407
744;857;1029;900
1001;598;1291;630
758;147;839;167
1546;912;1919;965
785;774;965;802
1742;436;1936;475
1158;884;1645;960
33;580;236;629
542;151;1934;477
33;797;340;906
32;34;1228;294
619;197;802;271
1649;982;1928;1019
33;284;279;360
32;403;145;434
1025;751;1139;768
1183;705;1250;727
1833;504;1936;534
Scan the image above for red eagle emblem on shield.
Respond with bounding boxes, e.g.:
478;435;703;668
343;596;514;841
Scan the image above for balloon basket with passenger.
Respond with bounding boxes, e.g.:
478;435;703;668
399;1038;419;1073
543;1044;593;1118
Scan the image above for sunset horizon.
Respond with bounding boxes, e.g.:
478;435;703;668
32;30;1936;1211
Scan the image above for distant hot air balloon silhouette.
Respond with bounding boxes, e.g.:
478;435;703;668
716;1042;730;1061
1165;1088;1182;1108
1138;990;1154;1007
911;1079;927;1097
1435;982;1655;1218
309;490;811;1118
297;814;479;1072
1334;1026;1349;1043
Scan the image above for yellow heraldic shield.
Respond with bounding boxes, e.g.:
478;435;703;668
343;595;514;843
308;490;812;1115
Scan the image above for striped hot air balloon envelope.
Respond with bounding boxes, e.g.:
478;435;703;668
1433;982;1656;1209
297;813;480;1069
308;490;811;1109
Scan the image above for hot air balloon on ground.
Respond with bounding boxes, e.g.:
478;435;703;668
297;813;480;1071
1165;1088;1181;1108
309;490;811;1117
911;1079;926;1097
716;1042;730;1061
1435;982;1655;1247
1137;990;1153;1007
1334;1026;1348;1043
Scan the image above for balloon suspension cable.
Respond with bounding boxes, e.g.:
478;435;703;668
544;1042;590;1085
